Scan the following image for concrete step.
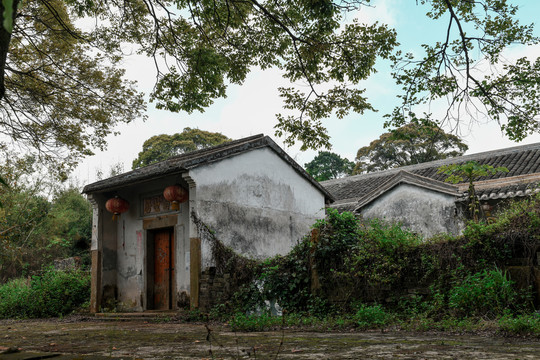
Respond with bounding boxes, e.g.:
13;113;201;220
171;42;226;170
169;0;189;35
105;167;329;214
94;311;179;322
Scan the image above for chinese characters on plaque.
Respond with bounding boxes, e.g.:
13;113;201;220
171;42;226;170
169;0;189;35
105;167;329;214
143;194;171;215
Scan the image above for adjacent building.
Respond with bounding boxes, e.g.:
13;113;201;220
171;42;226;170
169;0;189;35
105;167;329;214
322;142;540;237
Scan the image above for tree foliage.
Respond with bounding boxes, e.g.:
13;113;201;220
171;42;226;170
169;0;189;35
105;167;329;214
353;121;468;174
438;160;508;222
389;0;540;142
304;151;354;181
0;160;92;283
0;0;145;177
69;0;540;150
0;0;537;163
132;128;231;169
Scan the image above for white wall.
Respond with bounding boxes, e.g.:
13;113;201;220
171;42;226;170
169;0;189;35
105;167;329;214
361;184;464;238
189;147;326;265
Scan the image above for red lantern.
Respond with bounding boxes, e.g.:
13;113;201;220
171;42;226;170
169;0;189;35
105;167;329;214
105;196;129;221
163;185;188;211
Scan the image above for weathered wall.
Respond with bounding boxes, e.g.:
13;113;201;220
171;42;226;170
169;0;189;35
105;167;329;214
91;175;191;312
90;147;327;311
113;186;144;311
97;194;118;309
361;184;464;238
189;147;326;266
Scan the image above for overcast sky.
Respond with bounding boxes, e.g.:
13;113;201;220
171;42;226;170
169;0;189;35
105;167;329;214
72;0;540;185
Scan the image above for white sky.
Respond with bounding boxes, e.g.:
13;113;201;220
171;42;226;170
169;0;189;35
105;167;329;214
72;0;540;185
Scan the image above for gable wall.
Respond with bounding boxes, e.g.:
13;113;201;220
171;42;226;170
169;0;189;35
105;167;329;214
361;183;465;238
189;147;326;264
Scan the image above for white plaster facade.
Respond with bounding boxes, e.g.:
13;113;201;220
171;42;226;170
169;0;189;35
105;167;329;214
84;135;330;312
360;184;464;238
190;147;325;266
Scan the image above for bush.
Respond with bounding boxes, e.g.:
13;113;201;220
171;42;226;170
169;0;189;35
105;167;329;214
0;268;90;319
0;277;32;318
498;313;540;335
448;268;518;318
354;304;392;329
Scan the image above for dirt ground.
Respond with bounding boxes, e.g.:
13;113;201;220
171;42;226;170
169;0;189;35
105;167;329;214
1;317;540;359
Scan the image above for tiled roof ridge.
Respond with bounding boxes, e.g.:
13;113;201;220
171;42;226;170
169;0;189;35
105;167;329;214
354;170;459;211
394;170;459;193
322;141;540;186
83;133;335;202
164;133;265;164
82;134;266;193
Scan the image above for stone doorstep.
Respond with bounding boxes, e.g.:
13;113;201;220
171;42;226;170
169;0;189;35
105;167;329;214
94;311;178;321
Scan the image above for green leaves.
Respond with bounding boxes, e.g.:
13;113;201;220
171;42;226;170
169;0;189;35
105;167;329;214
0;268;91;319
438;160;509;185
0;159;92;282
1;0;145;176
1;0;538;168
274;19;396;149
473;57;540;141
71;1;398;151
448;268;517;319
354;120;468;174
1;0;15;33
304;151;354;181
389;0;540;142
438;160;508;221
132;128;231;169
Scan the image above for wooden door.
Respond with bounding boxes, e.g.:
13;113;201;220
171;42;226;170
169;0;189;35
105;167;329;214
153;229;174;310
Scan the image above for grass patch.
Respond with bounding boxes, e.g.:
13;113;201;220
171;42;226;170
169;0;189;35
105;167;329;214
498;313;540;335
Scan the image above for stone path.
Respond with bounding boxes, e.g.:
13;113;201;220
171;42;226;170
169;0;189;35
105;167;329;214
1;319;539;359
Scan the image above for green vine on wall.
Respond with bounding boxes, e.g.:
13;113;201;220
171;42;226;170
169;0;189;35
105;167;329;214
191;194;540;318
190;210;259;296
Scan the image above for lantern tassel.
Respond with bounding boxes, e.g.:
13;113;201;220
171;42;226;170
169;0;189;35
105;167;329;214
112;213;118;221
171;201;179;211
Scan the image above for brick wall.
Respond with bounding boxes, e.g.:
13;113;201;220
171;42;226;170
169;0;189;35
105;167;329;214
199;267;231;312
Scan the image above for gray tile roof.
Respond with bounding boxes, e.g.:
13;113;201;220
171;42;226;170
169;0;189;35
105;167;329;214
83;134;334;201
321;142;540;207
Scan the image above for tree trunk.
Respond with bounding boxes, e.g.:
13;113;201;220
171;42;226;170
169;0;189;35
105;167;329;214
0;0;19;100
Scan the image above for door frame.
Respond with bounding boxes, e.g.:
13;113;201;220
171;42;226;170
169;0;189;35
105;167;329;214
143;215;178;310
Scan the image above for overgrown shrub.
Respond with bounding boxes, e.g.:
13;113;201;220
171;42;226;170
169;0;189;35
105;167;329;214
447;268;519;318
354;303;392;329
498;313;540;334
0;268;90;318
219;195;540;325
0;175;92;283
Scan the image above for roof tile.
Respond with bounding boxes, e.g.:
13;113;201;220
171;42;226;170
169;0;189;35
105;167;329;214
322;142;540;205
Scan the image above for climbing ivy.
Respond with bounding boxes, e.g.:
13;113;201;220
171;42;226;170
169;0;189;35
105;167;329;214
200;196;540;319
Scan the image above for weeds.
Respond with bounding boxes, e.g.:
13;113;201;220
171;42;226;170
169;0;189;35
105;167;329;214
448;268;519;319
498;313;540;335
354;303;392;329
0;267;90;319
